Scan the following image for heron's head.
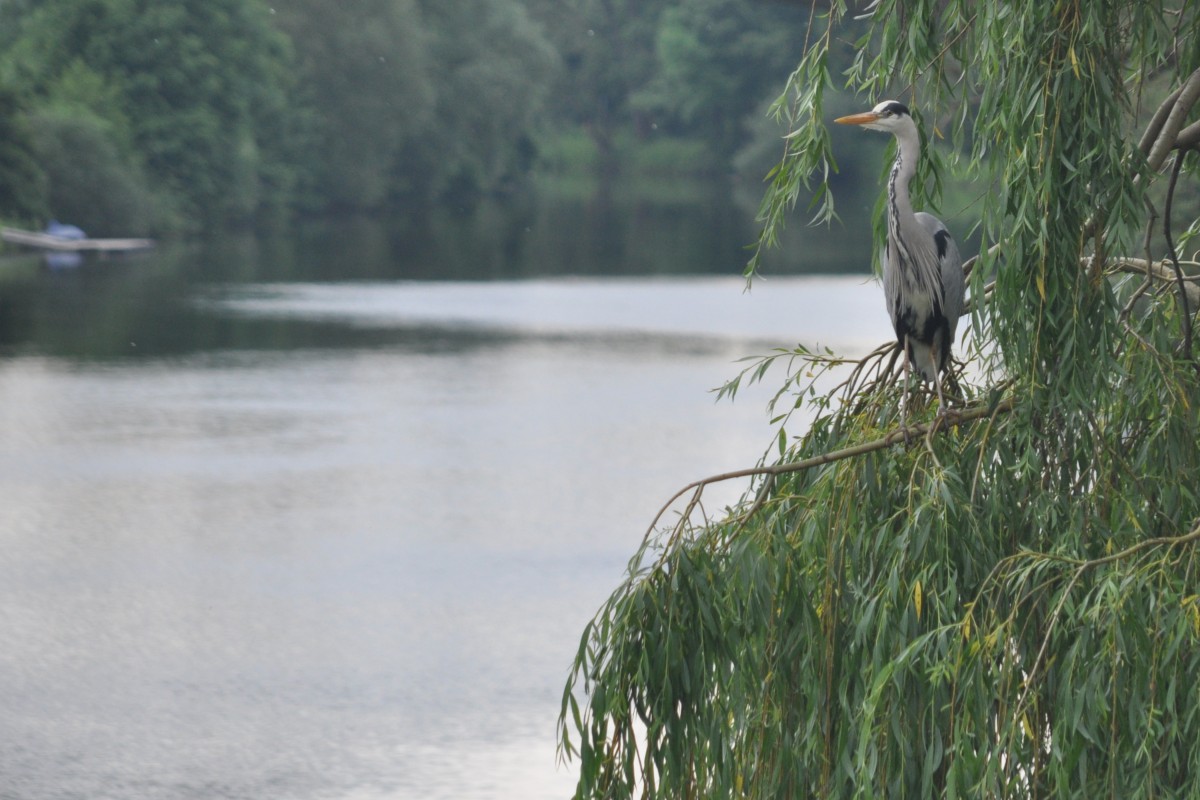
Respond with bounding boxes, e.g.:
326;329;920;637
834;101;912;133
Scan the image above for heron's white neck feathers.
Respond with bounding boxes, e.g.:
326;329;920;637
884;119;943;309
886;121;921;227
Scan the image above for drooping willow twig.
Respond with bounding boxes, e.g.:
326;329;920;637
993;518;1200;733
644;392;1017;549
1163;148;1196;360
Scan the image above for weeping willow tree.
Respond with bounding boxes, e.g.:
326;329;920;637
559;1;1200;797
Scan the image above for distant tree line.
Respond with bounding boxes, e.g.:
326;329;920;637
0;0;802;235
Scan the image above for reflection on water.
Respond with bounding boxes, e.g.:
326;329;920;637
202;276;890;348
0;175;871;362
0;328;783;799
0;180;882;799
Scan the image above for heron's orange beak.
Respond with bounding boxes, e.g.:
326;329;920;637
834;111;882;126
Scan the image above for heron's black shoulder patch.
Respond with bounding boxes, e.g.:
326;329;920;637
884;101;910;117
933;228;951;260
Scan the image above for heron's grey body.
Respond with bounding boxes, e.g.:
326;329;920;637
837;100;965;410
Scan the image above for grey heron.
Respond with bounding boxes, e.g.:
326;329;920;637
835;100;965;421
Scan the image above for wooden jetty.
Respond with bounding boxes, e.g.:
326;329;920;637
2;227;154;253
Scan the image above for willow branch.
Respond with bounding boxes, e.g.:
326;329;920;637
1137;82;1184;157
1007;517;1200;726
1106;257;1200;285
644;394;1017;541
1106;257;1200;316
1053;521;1200;571
1177;119;1200;151
1121;207;1160;322
1164;149;1195;358
1146;67;1200;172
1013;569;1082;726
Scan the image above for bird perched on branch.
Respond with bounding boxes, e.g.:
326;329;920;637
835;101;965;421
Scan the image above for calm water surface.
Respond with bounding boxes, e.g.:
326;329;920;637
0;182;885;799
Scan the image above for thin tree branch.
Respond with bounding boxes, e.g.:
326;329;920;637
1106;257;1200;286
1013;569;1082;725
1121;205;1160;322
1106;257;1200;319
1008;517;1200;737
644;394;1017;541
1163;150;1195;359
1063;519;1200;570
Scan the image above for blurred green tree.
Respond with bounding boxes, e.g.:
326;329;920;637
414;0;558;202
634;0;803;160
0;0;302;229
27;108;156;236
16;60;159;233
527;0;670;172
0;83;48;222
273;0;432;211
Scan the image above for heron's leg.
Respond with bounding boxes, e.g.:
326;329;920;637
931;342;947;415
932;369;948;423
900;337;911;434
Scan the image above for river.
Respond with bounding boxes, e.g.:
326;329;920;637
0;179;886;799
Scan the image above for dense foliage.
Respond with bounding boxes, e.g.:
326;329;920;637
0;0;802;232
0;0;300;231
561;1;1200;798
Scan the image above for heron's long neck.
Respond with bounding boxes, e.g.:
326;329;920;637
887;125;920;233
